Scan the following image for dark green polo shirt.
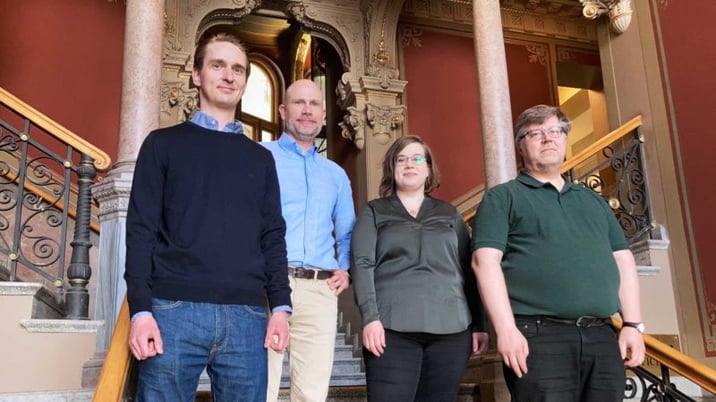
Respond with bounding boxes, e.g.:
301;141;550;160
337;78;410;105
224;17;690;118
471;172;629;318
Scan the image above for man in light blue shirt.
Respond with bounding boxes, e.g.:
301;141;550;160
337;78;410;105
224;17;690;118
263;79;355;402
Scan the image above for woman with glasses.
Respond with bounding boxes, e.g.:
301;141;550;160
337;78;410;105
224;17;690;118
351;135;489;401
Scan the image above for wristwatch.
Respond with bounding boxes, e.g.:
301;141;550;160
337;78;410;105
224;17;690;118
622;321;645;333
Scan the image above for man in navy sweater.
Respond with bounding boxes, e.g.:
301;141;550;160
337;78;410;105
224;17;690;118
124;31;291;402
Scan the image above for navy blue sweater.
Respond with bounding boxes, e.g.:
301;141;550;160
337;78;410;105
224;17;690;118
124;122;290;317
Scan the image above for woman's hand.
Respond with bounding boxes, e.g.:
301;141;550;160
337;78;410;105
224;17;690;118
362;320;386;357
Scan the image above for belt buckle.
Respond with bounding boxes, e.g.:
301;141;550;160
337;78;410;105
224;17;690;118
575;316;597;327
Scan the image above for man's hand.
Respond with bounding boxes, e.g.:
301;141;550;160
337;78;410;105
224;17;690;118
129;315;163;360
327;270;350;296
619;327;645;367
264;311;290;353
362;320;386;357
497;326;529;378
472;331;490;355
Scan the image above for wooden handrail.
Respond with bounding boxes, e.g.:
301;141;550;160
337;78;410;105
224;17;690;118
561;115;642;173
643;333;716;394
611;319;716;394
93;296;133;402
0;87;112;171
462;116;644;224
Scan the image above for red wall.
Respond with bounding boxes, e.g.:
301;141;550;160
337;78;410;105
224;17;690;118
401;29;554;201
401;29;483;202
655;0;716;355
0;1;125;163
505;42;553;123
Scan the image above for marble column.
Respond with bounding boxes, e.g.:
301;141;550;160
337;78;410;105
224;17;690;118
470;2;515;401
472;0;517;189
83;0;164;387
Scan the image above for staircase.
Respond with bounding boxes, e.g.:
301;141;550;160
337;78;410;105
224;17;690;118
194;328;367;400
0;282;101;398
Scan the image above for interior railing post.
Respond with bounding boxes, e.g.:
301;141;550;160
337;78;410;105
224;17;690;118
65;153;97;319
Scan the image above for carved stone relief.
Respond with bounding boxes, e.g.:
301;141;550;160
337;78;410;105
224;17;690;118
366;103;407;145
160;82;198;127
339;106;366;150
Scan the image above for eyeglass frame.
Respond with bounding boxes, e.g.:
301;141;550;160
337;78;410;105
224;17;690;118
516;125;567;143
394;154;427;167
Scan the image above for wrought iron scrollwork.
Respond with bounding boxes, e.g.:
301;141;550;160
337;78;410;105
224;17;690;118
567;128;653;244
0;107;97;317
625;366;695;401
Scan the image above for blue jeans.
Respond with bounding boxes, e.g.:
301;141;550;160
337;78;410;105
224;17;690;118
136;298;268;402
504;316;625;402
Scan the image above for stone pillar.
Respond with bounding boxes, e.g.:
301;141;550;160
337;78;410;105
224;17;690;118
339;77;407;203
472;0;517;189
83;0;164;387
470;2;515;401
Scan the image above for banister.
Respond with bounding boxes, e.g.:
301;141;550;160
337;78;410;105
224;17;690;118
93;296;133;402
462;115;644;225
561;115;642;173
0;86;112;171
642;333;716;394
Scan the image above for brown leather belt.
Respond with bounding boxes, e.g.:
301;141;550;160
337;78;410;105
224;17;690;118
288;266;333;280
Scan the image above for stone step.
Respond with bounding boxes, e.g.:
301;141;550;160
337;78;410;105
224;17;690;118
0;389;94;401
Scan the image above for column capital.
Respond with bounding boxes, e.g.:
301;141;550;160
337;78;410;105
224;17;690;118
90;170;134;221
580;0;633;34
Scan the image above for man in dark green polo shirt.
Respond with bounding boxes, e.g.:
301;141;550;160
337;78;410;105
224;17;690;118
471;104;645;402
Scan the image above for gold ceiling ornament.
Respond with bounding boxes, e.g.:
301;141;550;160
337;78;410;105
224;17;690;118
580;0;633;34
373;18;390;66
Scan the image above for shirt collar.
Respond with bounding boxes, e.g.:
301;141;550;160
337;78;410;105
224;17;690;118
278;133;317;157
190;110;244;134
517;171;577;192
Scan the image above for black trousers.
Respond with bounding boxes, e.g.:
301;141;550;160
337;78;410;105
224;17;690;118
504;316;626;402
363;328;472;402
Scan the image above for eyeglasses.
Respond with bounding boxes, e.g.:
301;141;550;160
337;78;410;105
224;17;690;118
517;126;566;142
395;155;427;166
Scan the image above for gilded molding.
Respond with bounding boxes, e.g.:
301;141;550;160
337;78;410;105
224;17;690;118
366;26;399;89
366;103;406;145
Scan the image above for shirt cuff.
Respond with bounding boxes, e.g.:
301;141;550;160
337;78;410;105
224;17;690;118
131;311;153;322
272;305;293;316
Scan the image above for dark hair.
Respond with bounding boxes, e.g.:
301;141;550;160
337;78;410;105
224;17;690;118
514;104;570;142
379;135;440;197
193;31;251;77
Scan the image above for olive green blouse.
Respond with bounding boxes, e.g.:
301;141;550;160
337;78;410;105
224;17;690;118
351;195;485;334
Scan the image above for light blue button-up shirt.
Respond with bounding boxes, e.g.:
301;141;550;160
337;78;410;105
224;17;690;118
190;110;245;133
262;133;355;270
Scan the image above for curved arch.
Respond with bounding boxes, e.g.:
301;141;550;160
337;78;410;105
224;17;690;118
194;7;257;44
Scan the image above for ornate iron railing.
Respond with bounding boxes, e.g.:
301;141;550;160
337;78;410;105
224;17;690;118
462;116;650;243
564;116;652;244
620;324;716;401
0;87;111;319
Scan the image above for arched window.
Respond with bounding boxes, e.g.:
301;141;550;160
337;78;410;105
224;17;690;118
237;55;283;142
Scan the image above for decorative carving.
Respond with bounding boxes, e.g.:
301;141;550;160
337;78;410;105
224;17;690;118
335;73;355;105
339;106;365;150
366;103;406;145
400;26;424;48
580;0;632;34
526;44;547;65
285;1;353;70
366;20;399;89
161;83;198;124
